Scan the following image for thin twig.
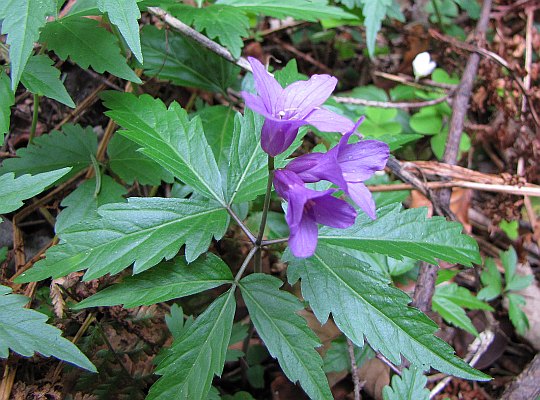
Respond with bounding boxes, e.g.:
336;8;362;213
376;352;402;376
226;205;256;244
334;94;451;109
347;338;361;400
373;71;457;91
234;247;258;283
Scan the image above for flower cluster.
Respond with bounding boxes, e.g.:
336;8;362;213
243;57;390;258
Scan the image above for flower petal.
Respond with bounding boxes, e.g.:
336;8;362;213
337;140;390;182
261;119;305;157
312;194;357;228
288;210;319;258
304;107;356;133
347;182;376;219
242;91;272;117
248;57;283;114
277;74;337;119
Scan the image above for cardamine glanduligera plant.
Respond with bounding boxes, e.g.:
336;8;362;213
11;55;489;399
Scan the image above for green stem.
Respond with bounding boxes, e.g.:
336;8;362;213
430;0;445;32
254;156;274;272
29;94;40;144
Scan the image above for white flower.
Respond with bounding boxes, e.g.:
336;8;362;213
412;52;437;80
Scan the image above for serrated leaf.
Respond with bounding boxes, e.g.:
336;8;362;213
382;367;429;400
107;134;174;185
16;198;228;283
0;168;71;214
55;175;127;234
478;258;502;301
216;0;356;21
0;0;55;90
435;283;493;311
0;124;97;180
147;289;236;400
361;0;392;56
102;91;225;204
501;247;532;292
226;109;266;205
432;291;479;336
507;293;529;336
318;203;481;266
0;70;14;139
0;285;95;371
20;55;75;107
239;274;333;399
286;244;490;381
169;4;249;59
40;17;141;83
97;0;143;63
74;253;233;309
195;105;236;174
141;25;239;93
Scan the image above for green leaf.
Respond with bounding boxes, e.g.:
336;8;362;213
318;203;481;266
507;293;529;336
97;0;143;63
435;283;493;311
382;367;429;400
286;244;490;381
0;71;14;139
102;92;225;204
21;55;75;107
55;175;127;234
107;134;174;185
147;290;236;400
195;106;236;174
141;25;239;93
0;0;55;90
226;109;266;204
216;0;356;21
361;0;392;57
431;129;470;161
410;107;443;135
501;247;532;292
0;124;97;180
361;107;402;136
0;285;95;371
74;253;233;308
239;274;333;399
165;304;188;339
477;258;502;301
40;17;141;83
323;337;373;373
0;168;71;214
16;198;228;283
169;4;249;59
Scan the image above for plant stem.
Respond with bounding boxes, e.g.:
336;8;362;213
233;246;258;283
29;94;40;144
430;0;445;32
226;205;256;243
254;156;274;272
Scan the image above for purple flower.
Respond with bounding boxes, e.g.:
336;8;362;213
286;118;390;219
242;57;355;157
274;169;356;258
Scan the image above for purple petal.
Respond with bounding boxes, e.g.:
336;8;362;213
285;152;326;182
304;108;356;133
242;91;272;117
248;57;283;115
312;195;357;228
347;182;376;219
288;211;319;258
337;140;390;182
277;74;337;120
261;119;305;157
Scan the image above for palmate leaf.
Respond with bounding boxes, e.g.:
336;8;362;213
0;0;55;90
55;175;127;234
318;203;481;266
382;367;429;400
0;285;95;372
97;0;143;63
107;134;174;185
21;55;75;107
286;244;490;381
102;91;225;204
239;274;333;399
169;4;249;59
0;71;14;140
16;198;228;283
216;0;356;21
75;253;233;309
0;168;71;214
147;289;236;400
0;124;97;180
40;17;141;83
141;25;239;93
